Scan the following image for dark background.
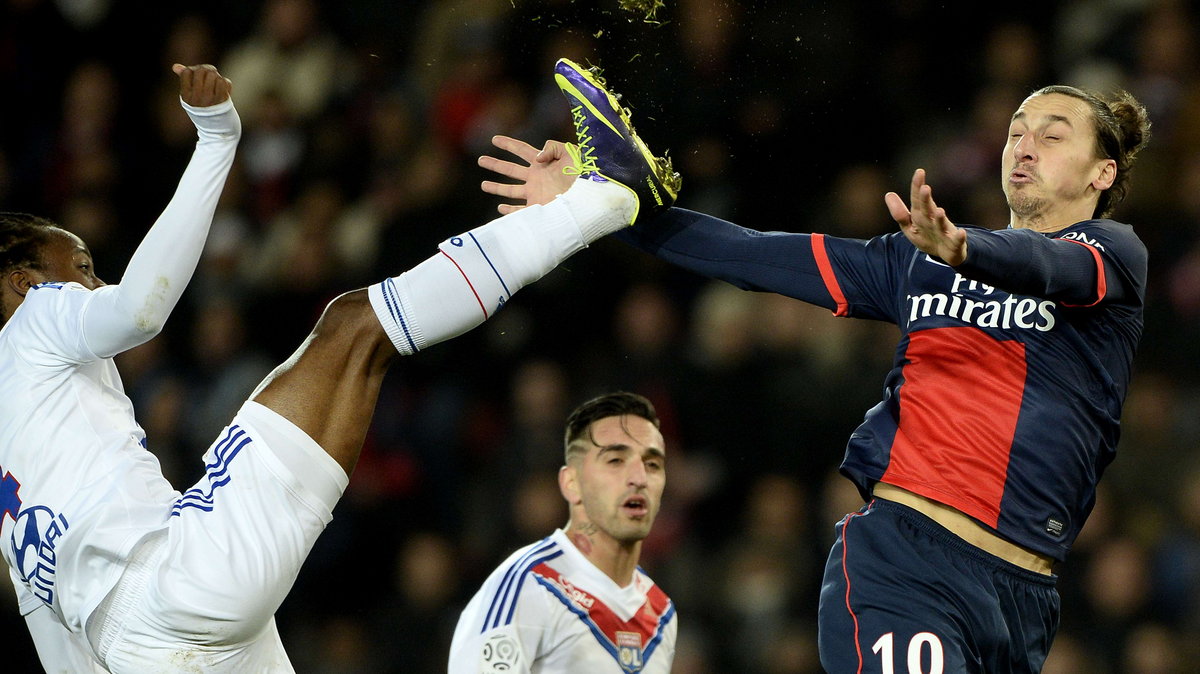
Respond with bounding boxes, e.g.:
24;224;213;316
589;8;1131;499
3;1;1200;671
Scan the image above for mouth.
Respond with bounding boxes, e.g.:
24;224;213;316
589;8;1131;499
1009;167;1035;184
621;495;649;518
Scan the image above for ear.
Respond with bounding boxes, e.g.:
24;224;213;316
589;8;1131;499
558;465;582;506
1092;158;1117;191
7;269;36;298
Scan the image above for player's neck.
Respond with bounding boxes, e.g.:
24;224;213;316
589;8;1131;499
564;524;641;587
1009;200;1096;233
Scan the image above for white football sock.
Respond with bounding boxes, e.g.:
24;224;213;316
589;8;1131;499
368;179;635;355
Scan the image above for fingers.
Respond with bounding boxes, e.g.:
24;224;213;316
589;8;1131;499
884;192;911;227
478;154;529;181
534;140;570;164
481;180;527;200
491;135;539;163
174;64;232;107
909;168;937;218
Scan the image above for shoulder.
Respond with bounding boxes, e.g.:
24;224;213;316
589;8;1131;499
8;282;89;328
25;281;94;306
30;281;90;292
1056;219;1147;264
475;536;565;610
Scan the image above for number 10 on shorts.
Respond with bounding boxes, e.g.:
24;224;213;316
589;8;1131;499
872;632;944;674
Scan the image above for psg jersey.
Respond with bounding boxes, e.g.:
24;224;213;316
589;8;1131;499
619;209;1147;560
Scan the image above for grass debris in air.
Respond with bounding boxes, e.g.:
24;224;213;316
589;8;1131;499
619;0;665;22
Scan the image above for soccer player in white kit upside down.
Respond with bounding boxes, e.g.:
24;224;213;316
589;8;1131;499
0;61;679;672
448;392;676;673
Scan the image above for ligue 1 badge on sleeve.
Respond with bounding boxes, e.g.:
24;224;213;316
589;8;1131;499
481;632;521;673
616;631;644;672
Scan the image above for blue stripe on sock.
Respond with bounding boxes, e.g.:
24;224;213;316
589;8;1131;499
381;278;418;353
467;232;512;299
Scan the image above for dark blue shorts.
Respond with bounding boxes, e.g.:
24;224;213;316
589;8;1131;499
817;499;1060;673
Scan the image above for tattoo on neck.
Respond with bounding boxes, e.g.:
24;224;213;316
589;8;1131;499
569;523;597;555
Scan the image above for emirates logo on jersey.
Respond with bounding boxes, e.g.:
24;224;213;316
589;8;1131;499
907;272;1057;332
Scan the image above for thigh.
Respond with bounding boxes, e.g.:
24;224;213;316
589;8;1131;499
818;506;976;674
156;403;339;642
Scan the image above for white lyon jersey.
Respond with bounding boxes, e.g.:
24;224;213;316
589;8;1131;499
0;98;239;640
0;283;179;631
449;529;676;673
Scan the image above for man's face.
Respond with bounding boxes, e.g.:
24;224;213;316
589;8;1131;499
570;414;666;545
1002;93;1111;220
31;229;104;290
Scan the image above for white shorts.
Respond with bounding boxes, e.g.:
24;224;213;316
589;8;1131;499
86;401;349;673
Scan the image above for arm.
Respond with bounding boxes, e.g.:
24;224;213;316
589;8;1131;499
616;208;842;311
82;64;240;358
477;136;903;320
954;227;1135;305
449;582;543;674
885;168;1134;305
478;136;842;310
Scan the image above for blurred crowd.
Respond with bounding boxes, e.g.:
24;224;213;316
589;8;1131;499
3;0;1200;671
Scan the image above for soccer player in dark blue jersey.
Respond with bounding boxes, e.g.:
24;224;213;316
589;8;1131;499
480;60;1152;673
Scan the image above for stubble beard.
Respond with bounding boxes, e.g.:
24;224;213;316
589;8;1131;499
1007;187;1047;222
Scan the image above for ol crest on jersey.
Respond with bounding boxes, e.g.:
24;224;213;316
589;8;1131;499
616;631;645;673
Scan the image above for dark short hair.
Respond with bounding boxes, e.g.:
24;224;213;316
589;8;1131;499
0;212;60;278
563;391;660;464
1031;86;1152;218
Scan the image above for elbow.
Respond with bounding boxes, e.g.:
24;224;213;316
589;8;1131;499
125;304;168;337
132;313;167;337
129;279;175;336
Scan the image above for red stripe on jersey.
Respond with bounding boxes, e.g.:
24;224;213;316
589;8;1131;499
881;327;1026;527
1059;239;1107;307
811;234;850;316
532;562;668;648
439;249;490;318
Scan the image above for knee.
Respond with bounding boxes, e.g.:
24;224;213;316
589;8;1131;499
311;290;395;364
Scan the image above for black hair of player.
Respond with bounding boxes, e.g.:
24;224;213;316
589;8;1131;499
563;392;660;464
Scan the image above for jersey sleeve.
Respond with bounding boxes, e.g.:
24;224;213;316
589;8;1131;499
618;207;910;323
13;284;106;366
78;98;241;359
954;221;1147;307
449;576;552;674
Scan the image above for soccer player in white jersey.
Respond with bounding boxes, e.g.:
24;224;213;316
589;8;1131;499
0;62;678;672
449;391;677;673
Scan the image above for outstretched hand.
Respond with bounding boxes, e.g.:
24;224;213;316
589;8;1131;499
172;64;232;108
478;135;578;215
885;168;967;266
